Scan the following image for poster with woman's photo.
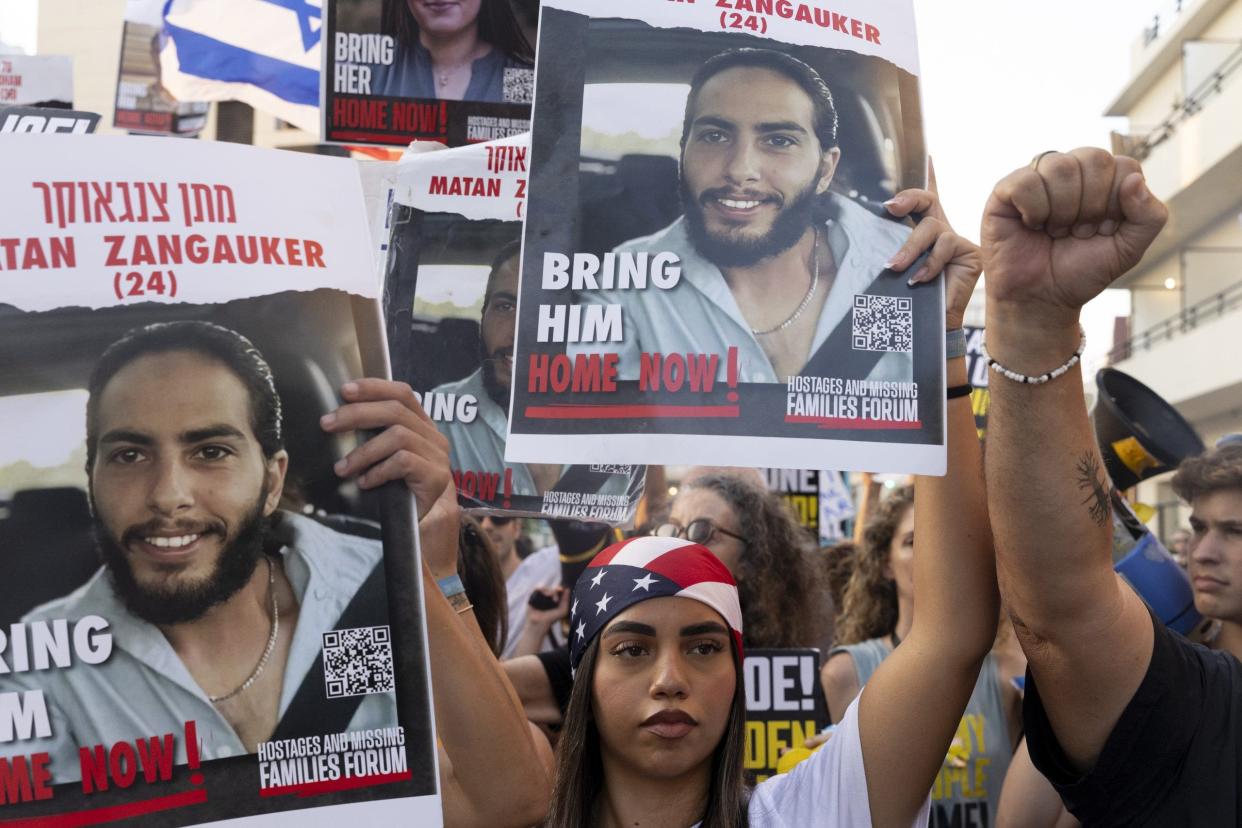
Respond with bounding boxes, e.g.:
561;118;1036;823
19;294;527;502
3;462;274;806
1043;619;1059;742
323;0;537;147
505;0;947;475
0;135;441;825
379;136;645;522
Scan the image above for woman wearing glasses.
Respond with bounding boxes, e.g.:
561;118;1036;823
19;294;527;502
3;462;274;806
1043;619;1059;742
654;472;834;652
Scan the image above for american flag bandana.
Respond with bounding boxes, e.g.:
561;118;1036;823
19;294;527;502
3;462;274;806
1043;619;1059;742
568;536;744;672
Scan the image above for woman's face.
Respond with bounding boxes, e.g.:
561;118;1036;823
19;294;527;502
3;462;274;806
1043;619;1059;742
884;504;916;602
669;488;747;574
406;0;482;36
591;597;736;782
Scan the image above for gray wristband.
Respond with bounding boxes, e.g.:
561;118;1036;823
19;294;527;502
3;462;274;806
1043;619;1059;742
946;328;967;360
437;573;465;598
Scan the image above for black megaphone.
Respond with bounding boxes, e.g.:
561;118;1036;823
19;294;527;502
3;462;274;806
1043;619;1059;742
1094;367;1205;490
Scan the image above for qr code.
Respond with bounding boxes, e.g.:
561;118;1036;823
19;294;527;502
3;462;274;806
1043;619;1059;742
851;295;913;353
503;68;534;104
590;464;634;475
322;626;395;699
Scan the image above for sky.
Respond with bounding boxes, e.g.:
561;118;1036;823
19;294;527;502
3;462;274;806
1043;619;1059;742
912;0;1172;361
913;0;1158;241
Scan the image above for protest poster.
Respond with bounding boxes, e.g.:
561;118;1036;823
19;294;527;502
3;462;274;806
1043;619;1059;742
743;648;828;784
762;468;818;537
818;469;854;543
0;55;73;109
964;326;988;440
323;0;536;147
379;135;645;522
113;0;210;136
505;0;946;474
0;106;100;134
0;135;441;825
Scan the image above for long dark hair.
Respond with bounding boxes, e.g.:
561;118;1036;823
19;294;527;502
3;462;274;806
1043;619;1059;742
457;516;508;656
547;637;749;828
381;0;534;64
834;485;912;645
686;474;831;650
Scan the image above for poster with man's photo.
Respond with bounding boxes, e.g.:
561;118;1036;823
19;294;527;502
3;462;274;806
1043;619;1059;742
322;0;538;147
379;135;645;522
505;0;946;474
0;135;441;825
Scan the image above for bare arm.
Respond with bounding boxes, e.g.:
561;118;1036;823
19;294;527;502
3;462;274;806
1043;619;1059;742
422;506;553;827
852;178;1001;828
820;652;861;726
502;654;564;726
324;380;552;827
861;353;997;828
981;149;1167;769
996;739;1080;828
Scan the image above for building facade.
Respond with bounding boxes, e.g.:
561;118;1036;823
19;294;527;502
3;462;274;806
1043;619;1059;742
1104;0;1242;537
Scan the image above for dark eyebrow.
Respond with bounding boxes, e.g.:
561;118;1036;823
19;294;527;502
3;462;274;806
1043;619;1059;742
602;621;656;638
182;425;248;444
691;115;736;131
755;120;809;135
99;429;153;446
681;622;730;637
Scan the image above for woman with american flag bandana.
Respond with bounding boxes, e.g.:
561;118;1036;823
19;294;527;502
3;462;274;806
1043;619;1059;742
544;180;994;828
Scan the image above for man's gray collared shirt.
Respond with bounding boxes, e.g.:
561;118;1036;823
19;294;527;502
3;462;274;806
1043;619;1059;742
570;194;914;383
0;512;397;781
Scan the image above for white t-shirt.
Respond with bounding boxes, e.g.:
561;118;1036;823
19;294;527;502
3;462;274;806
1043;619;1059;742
695;693;931;827
501;544;561;659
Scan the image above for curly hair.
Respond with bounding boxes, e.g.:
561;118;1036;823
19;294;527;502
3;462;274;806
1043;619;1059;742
834;485;914;646
684;473;831;650
1172;444;1242;504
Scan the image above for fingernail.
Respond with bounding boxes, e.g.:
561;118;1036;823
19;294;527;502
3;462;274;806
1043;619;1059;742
334;458;348;475
885;255;903;269
1099;219;1118;236
1139;184;1152;202
320;412;336;428
883;197;902;209
343;382;359;396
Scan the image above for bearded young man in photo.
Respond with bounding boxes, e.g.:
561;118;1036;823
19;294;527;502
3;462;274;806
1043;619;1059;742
571;47;949;384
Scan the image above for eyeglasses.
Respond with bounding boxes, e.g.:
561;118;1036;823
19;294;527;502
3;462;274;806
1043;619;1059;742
483;516;516;527
653;518;747;547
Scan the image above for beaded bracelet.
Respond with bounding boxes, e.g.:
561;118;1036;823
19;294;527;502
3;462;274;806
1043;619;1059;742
982;329;1086;385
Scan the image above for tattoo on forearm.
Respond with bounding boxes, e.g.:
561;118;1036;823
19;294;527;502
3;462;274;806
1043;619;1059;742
1076;453;1112;527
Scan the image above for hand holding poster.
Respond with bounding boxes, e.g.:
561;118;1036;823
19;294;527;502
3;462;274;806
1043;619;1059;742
379;135;645;521
506;0;946;474
0;135;439;824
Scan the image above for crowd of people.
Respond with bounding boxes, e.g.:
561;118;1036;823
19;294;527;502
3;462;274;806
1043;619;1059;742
290;134;1240;826
25;93;1237;828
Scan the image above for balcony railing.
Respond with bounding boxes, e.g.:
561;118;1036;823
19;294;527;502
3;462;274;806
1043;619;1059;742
1143;1;1187;46
1115;39;1242;161
1110;278;1242;363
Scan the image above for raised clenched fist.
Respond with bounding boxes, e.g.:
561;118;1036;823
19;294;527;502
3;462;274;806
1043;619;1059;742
982;148;1168;330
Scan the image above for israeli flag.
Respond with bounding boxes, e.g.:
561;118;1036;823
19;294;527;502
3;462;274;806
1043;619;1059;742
159;0;321;133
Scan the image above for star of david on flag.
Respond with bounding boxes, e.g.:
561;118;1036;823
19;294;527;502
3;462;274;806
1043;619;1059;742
158;0;322;133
